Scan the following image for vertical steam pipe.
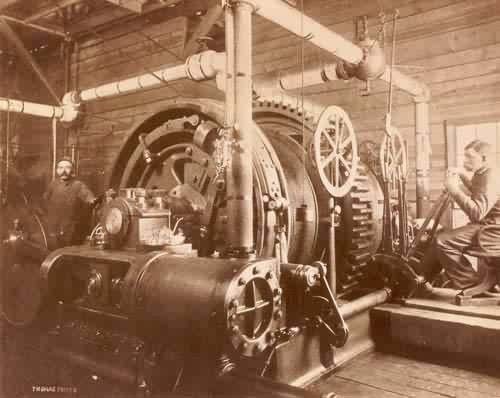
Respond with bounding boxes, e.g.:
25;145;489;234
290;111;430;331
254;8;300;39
52;118;57;180
225;1;255;256
415;100;431;217
224;5;236;128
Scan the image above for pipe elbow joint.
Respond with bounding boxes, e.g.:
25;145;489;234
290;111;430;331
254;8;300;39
60;91;81;123
414;84;431;103
185;50;225;81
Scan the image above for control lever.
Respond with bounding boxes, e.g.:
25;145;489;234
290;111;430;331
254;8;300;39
311;262;349;348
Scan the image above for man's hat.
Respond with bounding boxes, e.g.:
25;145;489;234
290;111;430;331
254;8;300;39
56;156;74;167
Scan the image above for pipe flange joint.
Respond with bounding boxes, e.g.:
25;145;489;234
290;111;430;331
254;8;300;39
185;50;220;81
224;0;257;12
413;85;432;103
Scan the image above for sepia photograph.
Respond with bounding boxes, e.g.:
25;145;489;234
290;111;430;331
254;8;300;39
1;0;500;397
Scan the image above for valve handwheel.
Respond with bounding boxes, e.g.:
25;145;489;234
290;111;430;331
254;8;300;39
380;125;408;181
313;106;359;197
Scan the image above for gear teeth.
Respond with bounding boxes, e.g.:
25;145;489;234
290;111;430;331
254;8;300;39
253;98;315;126
337;163;383;295
349;250;372;262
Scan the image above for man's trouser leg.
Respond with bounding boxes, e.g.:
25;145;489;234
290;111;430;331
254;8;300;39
435;224;482;289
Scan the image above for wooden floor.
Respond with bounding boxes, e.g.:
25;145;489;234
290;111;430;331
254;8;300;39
309;351;500;398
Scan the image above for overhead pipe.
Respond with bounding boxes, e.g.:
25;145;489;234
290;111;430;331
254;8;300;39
252;0;430;100
0;97;64;119
279;61;429;102
71;51;225;103
0;51;225;122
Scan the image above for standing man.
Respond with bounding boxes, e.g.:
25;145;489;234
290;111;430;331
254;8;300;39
43;157;97;249
434;140;500;289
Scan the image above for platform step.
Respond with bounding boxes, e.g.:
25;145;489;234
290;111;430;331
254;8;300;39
371;299;500;366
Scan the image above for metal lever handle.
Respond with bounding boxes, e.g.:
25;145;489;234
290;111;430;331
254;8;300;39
312;262;349;347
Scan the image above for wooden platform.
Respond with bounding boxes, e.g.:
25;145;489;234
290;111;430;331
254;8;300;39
371;298;500;368
309;351;500;398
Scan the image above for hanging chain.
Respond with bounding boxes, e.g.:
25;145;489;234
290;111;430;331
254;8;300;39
213;127;236;182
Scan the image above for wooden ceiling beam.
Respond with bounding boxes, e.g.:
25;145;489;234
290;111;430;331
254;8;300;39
0;1;22;13
183;2;223;57
24;0;87;23
0;16;61;104
103;0;148;14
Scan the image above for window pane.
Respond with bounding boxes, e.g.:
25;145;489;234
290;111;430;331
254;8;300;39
456;124;477;155
476;122;497;149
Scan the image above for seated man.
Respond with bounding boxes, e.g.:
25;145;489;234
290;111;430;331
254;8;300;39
43;157;97;249
434;139;500;290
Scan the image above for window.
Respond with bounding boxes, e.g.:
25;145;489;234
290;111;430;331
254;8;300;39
446;118;500;228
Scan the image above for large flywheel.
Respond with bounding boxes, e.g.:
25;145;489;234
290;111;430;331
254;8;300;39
109;99;318;264
109;98;384;295
1;185;48;326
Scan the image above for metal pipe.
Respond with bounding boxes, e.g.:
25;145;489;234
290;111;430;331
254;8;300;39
415;100;431;217
0;14;66;38
339;288;391;320
253;0;430;99
249;1;363;64
225;2;255;256
0;97;64;119
71;50;224;104
279;62;430;101
78;64;187;102
379;68;430;100
224;5;236;127
52;118;57;180
279;64;340;91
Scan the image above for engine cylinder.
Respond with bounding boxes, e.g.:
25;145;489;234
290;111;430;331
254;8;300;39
126;255;281;357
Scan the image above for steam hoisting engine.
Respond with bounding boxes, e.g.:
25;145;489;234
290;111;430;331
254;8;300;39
1;99;391;396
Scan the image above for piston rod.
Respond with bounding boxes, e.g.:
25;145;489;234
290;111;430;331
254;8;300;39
340;288;392;320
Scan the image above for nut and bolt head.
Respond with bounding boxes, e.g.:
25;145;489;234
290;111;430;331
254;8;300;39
273;288;282;297
238;277;246;286
229;299;239;309
274;310;283;320
265;271;274;280
253;266;259;275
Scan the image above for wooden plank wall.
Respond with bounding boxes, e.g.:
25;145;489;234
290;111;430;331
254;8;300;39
11;0;500;217
42;14;222;192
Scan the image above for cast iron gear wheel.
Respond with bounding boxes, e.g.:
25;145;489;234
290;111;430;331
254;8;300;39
253;99;383;296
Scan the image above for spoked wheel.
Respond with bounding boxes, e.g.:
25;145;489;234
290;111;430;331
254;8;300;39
313;106;359;198
1;187;48;327
379;125;408;182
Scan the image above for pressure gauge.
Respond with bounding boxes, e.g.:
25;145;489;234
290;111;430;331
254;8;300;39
105;207;123;235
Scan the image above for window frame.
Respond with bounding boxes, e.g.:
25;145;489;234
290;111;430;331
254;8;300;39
445;114;500;228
